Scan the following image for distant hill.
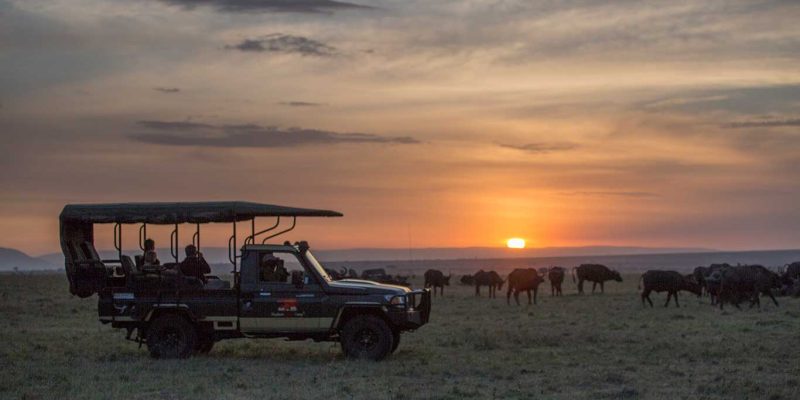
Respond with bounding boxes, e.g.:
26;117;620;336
312;246;716;262
0;248;57;271
33;245;713;268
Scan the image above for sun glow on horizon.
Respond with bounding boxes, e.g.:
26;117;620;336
506;238;526;249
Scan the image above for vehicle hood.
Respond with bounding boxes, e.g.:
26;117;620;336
325;279;410;295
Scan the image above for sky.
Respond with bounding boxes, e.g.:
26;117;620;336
1;0;799;255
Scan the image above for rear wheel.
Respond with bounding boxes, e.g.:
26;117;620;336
340;315;393;361
146;314;197;359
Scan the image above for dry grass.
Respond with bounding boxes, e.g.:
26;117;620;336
1;272;799;399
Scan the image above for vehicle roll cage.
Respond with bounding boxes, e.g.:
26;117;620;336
125;216;299;269
61;201;342;274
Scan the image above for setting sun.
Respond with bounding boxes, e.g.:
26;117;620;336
506;238;526;249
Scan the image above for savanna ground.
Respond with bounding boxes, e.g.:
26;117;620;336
1;272;799;400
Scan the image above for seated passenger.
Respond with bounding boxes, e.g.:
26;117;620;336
274;259;288;282
142;239;160;267
180;244;210;283
260;254;289;283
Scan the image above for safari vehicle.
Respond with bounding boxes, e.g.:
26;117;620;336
60;201;431;360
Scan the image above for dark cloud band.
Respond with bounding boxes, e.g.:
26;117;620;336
226;34;336;57
723;118;800;129
130;120;418;147
154;87;180;93
279;101;326;107
155;0;370;13
499;142;578;153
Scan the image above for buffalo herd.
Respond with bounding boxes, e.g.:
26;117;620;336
335;261;800;311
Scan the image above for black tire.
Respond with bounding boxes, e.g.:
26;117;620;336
195;331;215;354
146;314;197;359
391;330;401;353
340;315;394;361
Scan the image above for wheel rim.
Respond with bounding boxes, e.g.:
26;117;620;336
156;327;186;357
354;327;379;353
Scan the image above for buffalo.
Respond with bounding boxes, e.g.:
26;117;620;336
784;262;800;281
361;268;388;280
692;266;709;294
326;267;359;280
572;264;622;294
424;269;451;296
696;264;733;304
692;264;730;296
359;268;411;287
474;270;504;298
718;265;781;310
506;268;545;305
639;270;702;308
547;266;566;296
460;275;475;285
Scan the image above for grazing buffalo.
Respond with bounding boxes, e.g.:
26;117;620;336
694;263;733;298
460;275;475;285
784;262;800;281
692;266;709;294
696;264;732;304
343;268;358;279
718;265;781;310
424;269;450;296
358;268;411;287
474;270;504;298
548;266;566;296
324;267;346;280
361;268;388;280
639;270;702;308
572;264;622;294
506;268;545;305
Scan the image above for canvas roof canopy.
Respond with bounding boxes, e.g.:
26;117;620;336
60;201;343;225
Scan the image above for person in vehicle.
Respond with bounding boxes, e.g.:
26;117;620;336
179;244;210;283
143;239;160;267
260;254;289;282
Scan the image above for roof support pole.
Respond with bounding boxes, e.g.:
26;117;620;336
113;223;122;260
228;221;240;268
138;224;147;251
250;217;281;244
263;216;296;243
192;223;200;252
170;223;178;263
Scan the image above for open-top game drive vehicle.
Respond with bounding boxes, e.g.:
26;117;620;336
60;201;431;360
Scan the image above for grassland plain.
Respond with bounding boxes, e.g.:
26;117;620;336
1;272;799;400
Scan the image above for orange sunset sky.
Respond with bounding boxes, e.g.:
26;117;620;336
1;0;799;255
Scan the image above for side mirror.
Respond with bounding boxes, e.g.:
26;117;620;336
291;271;304;288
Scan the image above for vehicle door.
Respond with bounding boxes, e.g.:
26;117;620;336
239;250;327;334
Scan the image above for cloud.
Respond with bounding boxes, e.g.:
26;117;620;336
723;118;800;129
226;34;337;57
279;101;326;107
499;142;578;153
130;120;419;147
563;191;659;198
137;120;215;130
638;84;800;115
154;0;371;14
154;87;180;93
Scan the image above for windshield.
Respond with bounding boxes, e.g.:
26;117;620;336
304;250;331;283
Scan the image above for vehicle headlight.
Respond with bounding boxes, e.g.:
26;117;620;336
385;295;406;306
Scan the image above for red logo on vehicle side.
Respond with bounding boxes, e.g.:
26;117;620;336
278;299;298;314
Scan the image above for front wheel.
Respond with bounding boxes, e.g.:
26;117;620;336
340;315;394;361
146;314;197;359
